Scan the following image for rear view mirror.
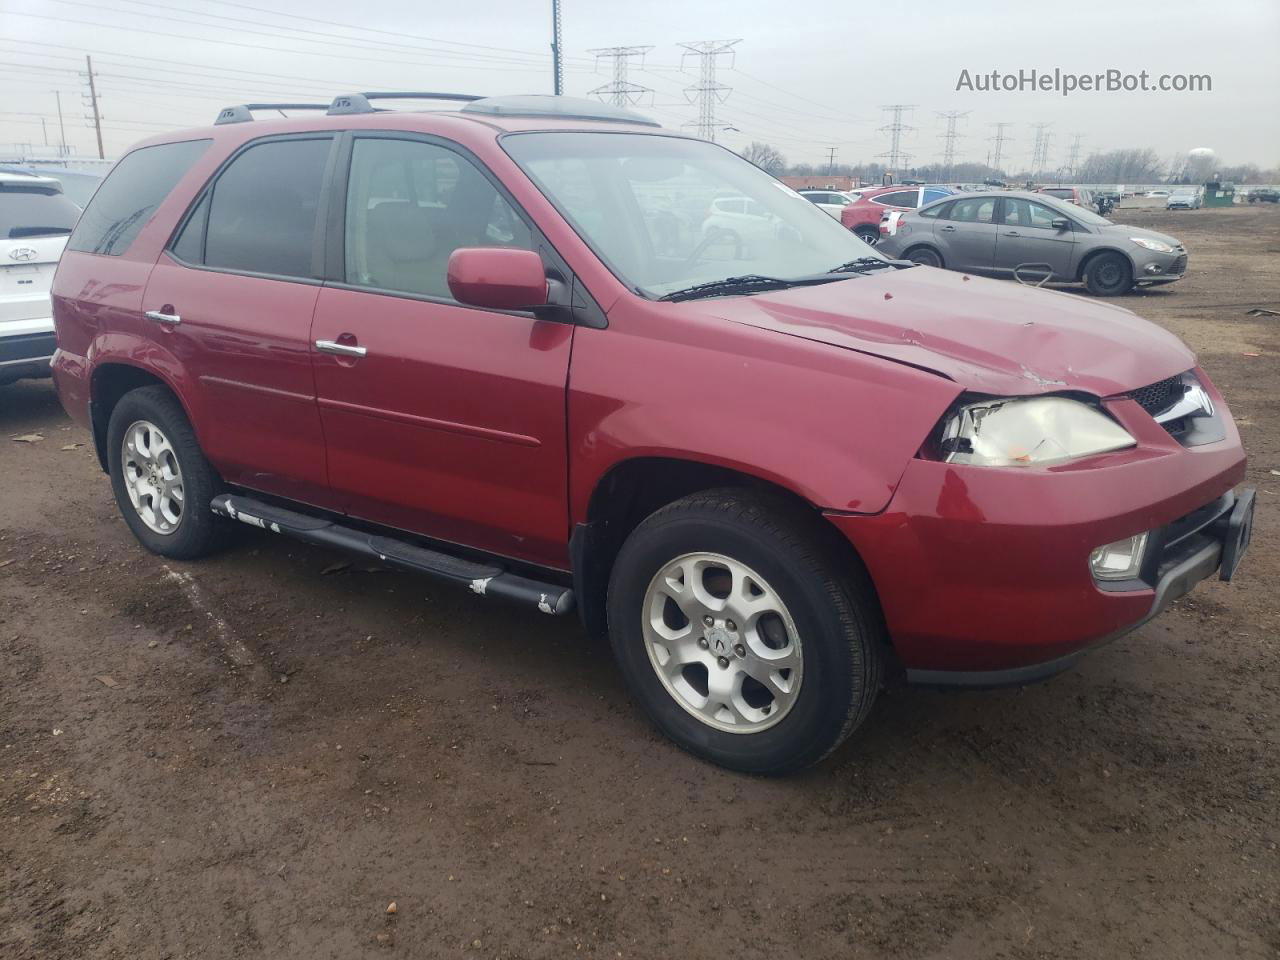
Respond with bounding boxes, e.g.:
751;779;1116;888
1051;217;1070;231
447;248;548;311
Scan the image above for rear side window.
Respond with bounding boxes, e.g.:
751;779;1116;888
67;139;209;256
922;188;949;205
0;188;81;239
190;138;332;279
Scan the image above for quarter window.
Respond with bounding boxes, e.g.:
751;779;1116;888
68;138;209;256
343;137;532;300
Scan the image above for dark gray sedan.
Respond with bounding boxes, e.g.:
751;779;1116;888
876;190;1187;296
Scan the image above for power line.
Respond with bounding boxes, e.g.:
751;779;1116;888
877;104;916;170
678;40;740;142
588;46;654;107
936;110;969;179
989;122;1014;173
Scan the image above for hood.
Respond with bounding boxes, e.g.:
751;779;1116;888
685;265;1193;397
1105;223;1183;247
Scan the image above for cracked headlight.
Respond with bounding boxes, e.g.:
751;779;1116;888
1130;236;1174;253
938;396;1136;467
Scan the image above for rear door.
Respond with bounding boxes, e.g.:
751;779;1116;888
144;135;335;507
933;195;998;271
995;197;1078;281
309;132;574;568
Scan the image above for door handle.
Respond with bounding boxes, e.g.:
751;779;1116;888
940;225;956;232
315;339;368;358
144;310;181;326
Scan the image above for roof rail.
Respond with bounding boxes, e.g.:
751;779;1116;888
214;103;331;125
327;92;484;116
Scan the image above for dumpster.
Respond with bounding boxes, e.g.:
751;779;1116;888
1202;181;1235;206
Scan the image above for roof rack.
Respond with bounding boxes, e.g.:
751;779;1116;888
327;92;483;115
214;103;332;125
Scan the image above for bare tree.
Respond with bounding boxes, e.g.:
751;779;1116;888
740;141;787;176
1078;148;1165;184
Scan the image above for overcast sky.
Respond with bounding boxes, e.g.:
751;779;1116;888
1;0;1276;171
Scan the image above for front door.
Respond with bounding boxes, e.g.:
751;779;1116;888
310;134;574;569
995;197;1079;282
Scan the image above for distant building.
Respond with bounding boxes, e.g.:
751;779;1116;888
781;175;861;192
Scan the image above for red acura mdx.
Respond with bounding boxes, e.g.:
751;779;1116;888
50;94;1253;774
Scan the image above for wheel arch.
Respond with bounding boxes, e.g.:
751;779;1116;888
88;361;195;474
1076;245;1137;282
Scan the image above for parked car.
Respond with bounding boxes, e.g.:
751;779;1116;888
839;184;955;244
1167;188;1202;210
797;188;860;219
701;194;795;255
1035;185;1094;207
1144;190;1170;199
876;190;1188;295
1247;188;1279;204
51;94;1253;775
1;170;81;386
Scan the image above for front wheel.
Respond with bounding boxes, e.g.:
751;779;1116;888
1083;251;1133;296
905;246;943;268
606;490;883;775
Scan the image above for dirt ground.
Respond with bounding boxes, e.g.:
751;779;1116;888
2;204;1277;960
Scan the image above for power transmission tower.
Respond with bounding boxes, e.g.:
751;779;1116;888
877;104;916;171
550;0;564;95
678;40;740;142
825;146;838;175
588;46;654;106
936;110;969;179
81;54;104;159
1066;133;1084;178
988;122;1013;174
1028;122;1052;175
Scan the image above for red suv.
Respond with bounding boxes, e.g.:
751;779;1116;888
51;93;1254;774
840;184;954;244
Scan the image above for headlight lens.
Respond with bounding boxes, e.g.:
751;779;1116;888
939;396;1136;467
1130;236;1174;253
1089;533;1149;581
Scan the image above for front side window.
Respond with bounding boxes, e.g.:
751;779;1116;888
504;132;878;298
196;138;331;278
68;138;209;256
1004;198;1065;230
342;137;532;300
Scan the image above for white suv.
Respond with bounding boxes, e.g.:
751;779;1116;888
797;189;860;219
1;171;79;386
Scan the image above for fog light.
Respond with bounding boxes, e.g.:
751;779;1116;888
1144;263;1162;274
1089;533;1149;581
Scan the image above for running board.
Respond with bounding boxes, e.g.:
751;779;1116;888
210;494;574;615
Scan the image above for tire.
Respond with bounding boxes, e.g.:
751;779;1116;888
606;489;883;775
1083;251;1133;296
904;245;943;268
107;384;227;559
854;226;879;246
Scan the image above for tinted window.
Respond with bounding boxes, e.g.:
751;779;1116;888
948;197;996;223
923;188;949;204
202;138;330;278
0;188;81;239
871;190;918;208
68;139;209;256
170;192;208;264
343;138;531;300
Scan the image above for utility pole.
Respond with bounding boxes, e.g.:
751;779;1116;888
988;122;1013;174
877;104;916;171
55;91;67;156
936;110;969;180
1028;122;1051;176
825;146;838;176
588;46;654;106
81;55;104;159
678;40;740;142
550;0;563;96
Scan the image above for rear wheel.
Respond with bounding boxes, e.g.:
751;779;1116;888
1083;251;1133;296
606;490;883;775
854;225;879;246
905;245;943;268
107;385;227;559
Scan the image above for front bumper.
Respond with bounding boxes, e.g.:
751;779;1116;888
827;385;1248;685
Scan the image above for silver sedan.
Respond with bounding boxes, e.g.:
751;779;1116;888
876;190;1187;296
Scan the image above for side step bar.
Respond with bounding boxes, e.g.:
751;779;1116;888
210;494;574;615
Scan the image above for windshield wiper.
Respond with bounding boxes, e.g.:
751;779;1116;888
658;273;840;303
827;256;913;274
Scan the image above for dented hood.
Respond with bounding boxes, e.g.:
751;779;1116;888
689;265;1194;397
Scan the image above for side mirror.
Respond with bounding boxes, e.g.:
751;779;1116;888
447;248;548;311
1050;217;1070;231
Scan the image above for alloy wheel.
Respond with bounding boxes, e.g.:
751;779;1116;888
121;419;185;535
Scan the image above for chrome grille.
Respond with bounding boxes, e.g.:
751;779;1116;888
1128;375;1186;416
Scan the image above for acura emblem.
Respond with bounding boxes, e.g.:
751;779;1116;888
8;247;38;262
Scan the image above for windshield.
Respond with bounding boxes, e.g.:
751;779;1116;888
503;132;879;298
